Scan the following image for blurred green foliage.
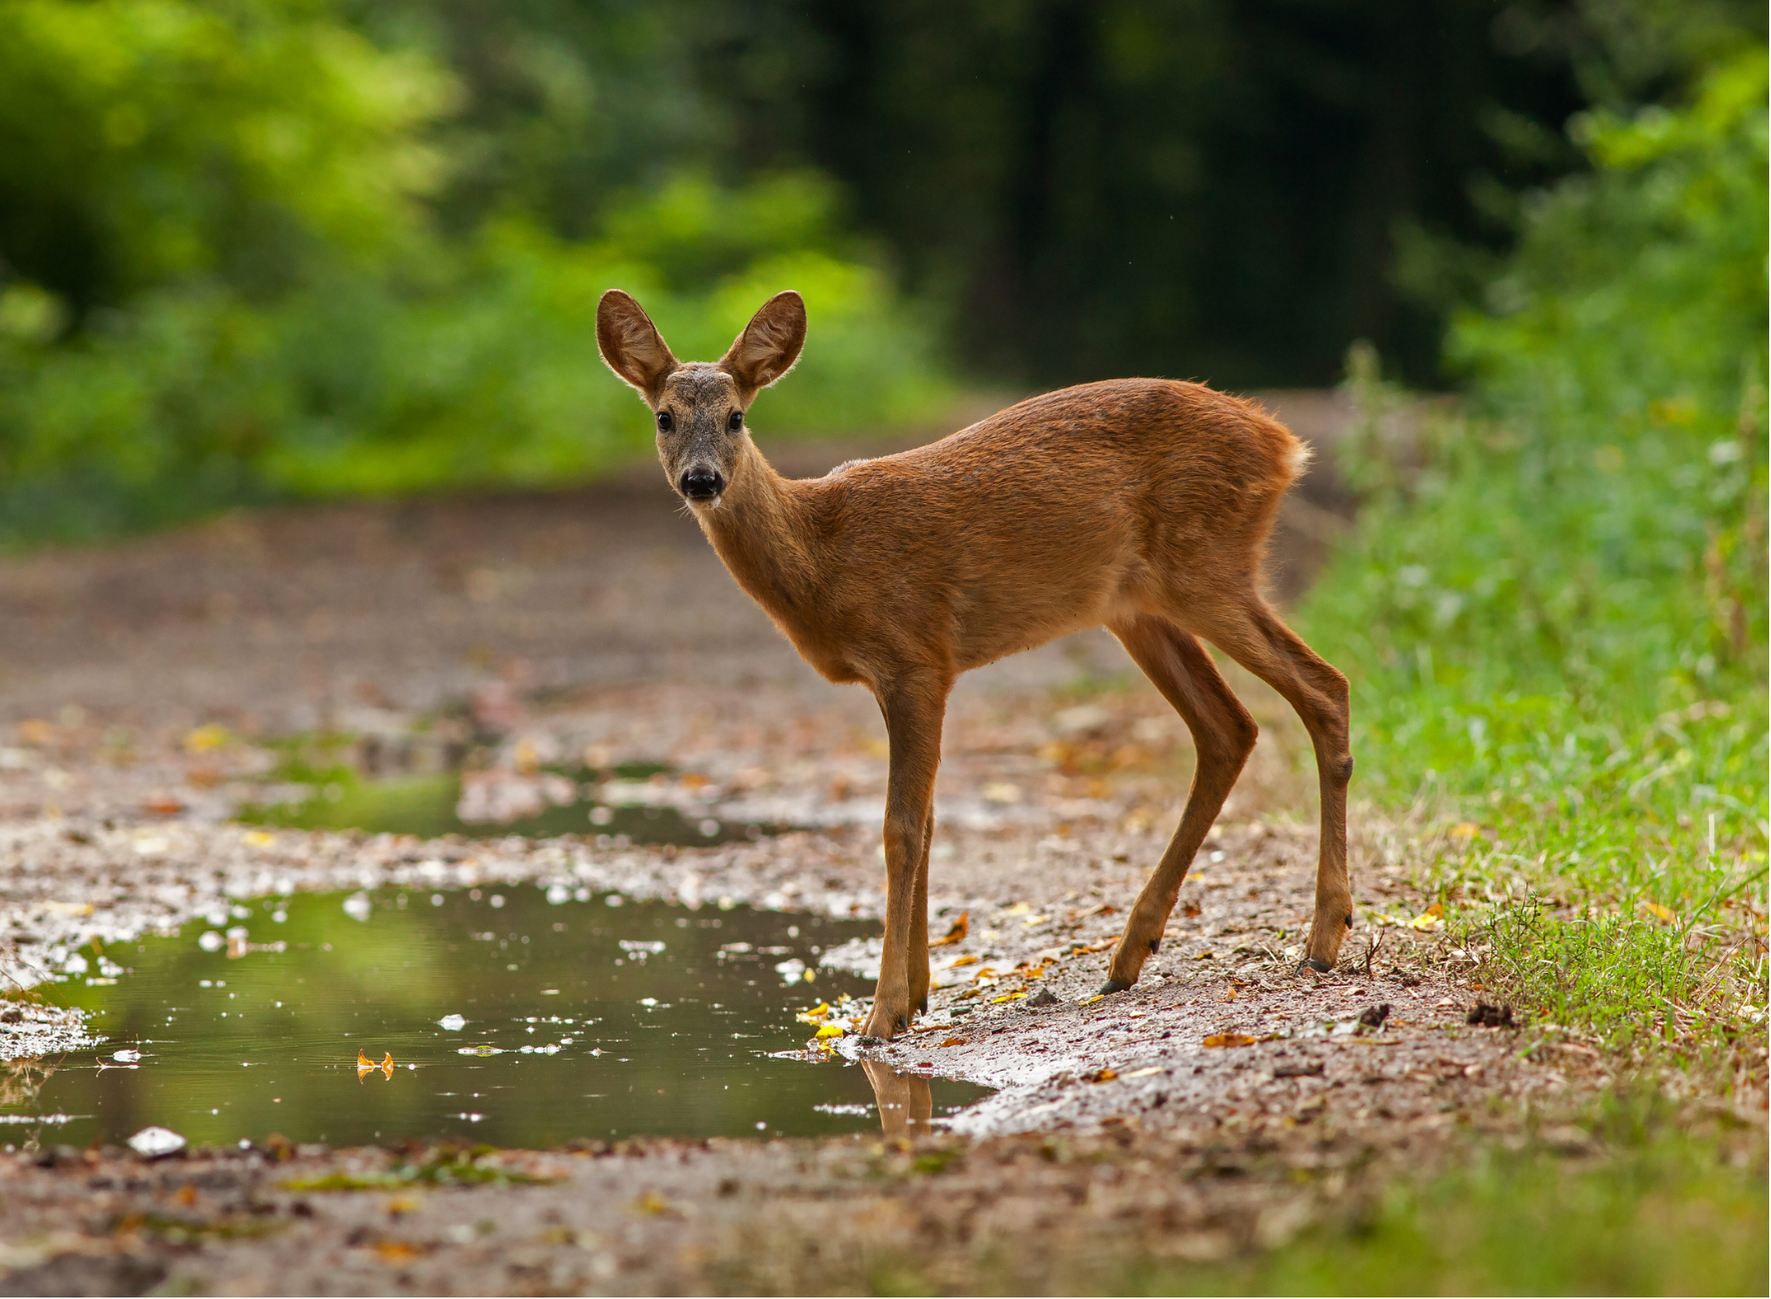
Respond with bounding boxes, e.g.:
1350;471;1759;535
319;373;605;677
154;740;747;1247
0;0;951;546
1301;47;1767;1055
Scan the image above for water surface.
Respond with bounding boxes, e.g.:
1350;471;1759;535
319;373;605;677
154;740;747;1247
7;888;986;1150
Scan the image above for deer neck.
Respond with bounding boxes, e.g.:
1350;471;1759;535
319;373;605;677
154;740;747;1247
694;440;820;628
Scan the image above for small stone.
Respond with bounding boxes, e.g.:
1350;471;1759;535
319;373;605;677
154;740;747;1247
127;1126;186;1160
1466;1002;1515;1028
1026;987;1060;1008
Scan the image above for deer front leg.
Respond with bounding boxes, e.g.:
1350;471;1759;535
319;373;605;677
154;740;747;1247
862;677;947;1041
909;805;934;1016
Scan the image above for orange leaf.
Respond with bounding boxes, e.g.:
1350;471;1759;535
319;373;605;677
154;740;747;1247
930;911;969;947
1202;1033;1257;1048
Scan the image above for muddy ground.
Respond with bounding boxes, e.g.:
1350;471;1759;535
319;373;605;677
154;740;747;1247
0;400;1688;1295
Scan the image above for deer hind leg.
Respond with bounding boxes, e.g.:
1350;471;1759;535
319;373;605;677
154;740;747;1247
1103;615;1259;993
862;676;947;1040
1195;596;1353;972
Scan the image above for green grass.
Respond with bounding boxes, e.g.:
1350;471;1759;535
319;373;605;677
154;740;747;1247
1165;1128;1766;1296
1296;51;1768;1065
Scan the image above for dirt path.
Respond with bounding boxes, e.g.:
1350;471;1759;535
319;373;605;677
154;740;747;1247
0;397;1622;1295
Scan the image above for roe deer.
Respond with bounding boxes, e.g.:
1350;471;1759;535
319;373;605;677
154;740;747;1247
596;288;1352;1040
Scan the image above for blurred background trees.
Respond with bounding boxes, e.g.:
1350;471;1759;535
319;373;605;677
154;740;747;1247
0;0;1761;541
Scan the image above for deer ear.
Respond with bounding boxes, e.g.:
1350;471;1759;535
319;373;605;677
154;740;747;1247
721;291;806;399
597;290;678;401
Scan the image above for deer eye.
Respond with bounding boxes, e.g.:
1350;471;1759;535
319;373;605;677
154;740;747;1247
656;410;674;433
728;410;743;432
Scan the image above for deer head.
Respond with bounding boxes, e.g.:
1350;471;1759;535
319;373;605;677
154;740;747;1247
596;289;806;507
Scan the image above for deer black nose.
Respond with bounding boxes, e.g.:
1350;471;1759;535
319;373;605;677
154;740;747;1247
679;469;724;500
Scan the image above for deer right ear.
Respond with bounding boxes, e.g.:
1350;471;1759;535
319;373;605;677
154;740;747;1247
597;290;679;401
721;291;807;400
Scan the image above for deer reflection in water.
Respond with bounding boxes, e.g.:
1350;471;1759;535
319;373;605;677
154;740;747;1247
861;1059;932;1139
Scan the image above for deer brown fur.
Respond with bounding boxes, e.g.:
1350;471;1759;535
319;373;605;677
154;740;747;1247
596;287;1353;1040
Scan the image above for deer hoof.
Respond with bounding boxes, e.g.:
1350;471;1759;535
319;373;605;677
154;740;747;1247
1296;957;1333;974
1148;938;1161;955
1097;978;1132;995
917;995;929;1015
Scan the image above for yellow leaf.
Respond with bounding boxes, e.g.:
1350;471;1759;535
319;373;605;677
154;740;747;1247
1202;1033;1257;1048
813;1023;845;1039
949;954;980;968
795;1002;831;1024
1448;822;1481;839
375;1241;421;1264
1408;903;1445;932
991;992;1027;1003
1091;1068;1118;1083
183;723;233;754
241;830;276;847
633;1190;673;1215
43;901;93;916
1642;901;1676;923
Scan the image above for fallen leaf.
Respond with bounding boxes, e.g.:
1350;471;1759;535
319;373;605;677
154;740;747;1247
385;1193;421;1215
1447;822;1482;840
43;901;93;916
930;912;969;947
949;954;980;968
183;723;234;754
991;992;1027;1003
1642;901;1676;923
240;829;276;847
1407;903;1445;932
141;796;184;817
1122;1066;1164;1078
1203;1033;1257;1048
937;1037;967;1048
1091;1068;1118;1083
813;1023;845;1039
632;1190;674;1216
375;1241;421;1264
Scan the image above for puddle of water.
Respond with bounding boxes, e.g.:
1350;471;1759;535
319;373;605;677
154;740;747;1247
6;890;986;1150
237;772;776;847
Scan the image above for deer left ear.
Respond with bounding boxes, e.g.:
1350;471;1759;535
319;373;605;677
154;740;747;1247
721;291;806;400
597;289;679;402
